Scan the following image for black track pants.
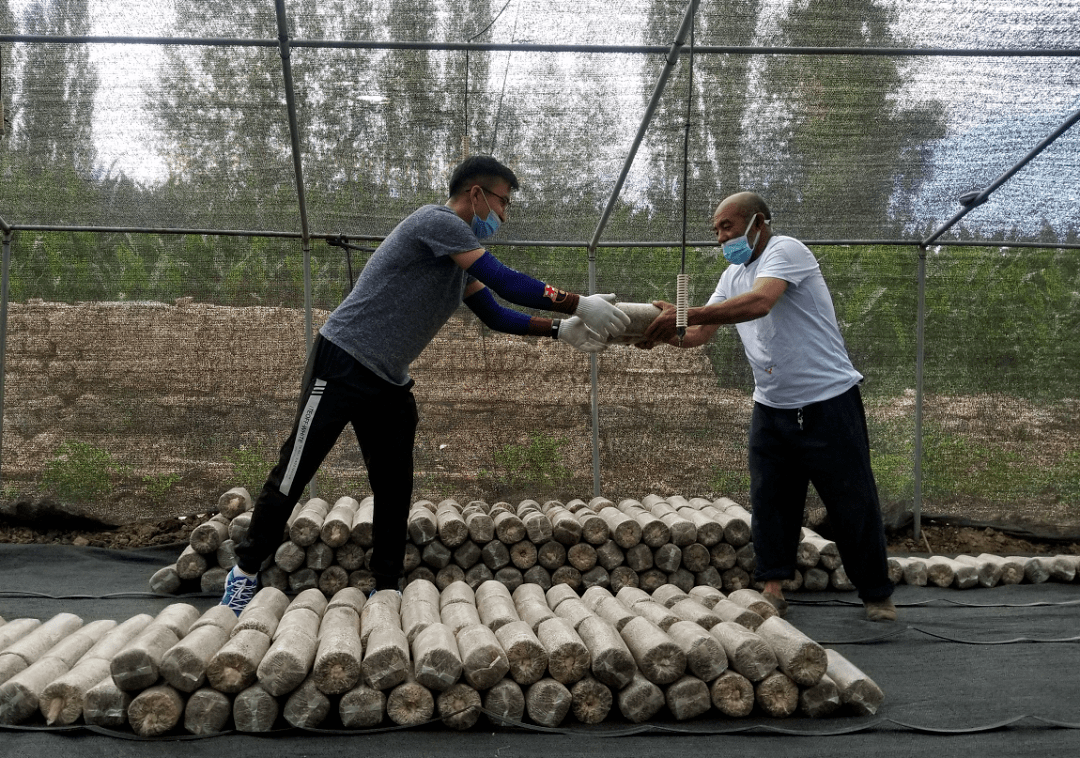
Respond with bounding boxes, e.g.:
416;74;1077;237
748;384;893;601
236;334;418;590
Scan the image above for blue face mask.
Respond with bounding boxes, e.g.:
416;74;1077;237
470;190;501;239
722;213;763;265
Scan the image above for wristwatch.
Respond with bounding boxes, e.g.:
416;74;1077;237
550;319;561;339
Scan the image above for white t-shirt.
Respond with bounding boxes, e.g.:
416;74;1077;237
706;235;862;409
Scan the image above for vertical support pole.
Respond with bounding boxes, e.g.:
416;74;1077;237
274;0;317;498
913;246;927;542
588;245;600;498
915;109;1078;545
0;230;10;490
302;239;316;499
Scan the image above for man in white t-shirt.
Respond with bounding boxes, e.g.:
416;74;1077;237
641;191;896;622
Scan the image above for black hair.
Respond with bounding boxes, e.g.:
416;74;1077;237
448;155;520;197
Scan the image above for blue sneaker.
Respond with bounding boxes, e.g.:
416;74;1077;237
220;566;258;616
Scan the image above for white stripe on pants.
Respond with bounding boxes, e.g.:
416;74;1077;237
279;378;326;495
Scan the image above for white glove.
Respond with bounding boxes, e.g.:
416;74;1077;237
574;293;631;340
557;316;607;353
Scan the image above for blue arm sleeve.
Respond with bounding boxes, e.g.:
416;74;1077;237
464;286;533;335
466;251;562;310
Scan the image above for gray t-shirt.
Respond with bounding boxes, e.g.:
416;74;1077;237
320;204;480;385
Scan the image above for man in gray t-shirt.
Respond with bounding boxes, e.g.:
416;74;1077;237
641;191;895;623
219;156;631;615
320;204;482;387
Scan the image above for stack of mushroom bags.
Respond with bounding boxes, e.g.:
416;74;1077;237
156;488;1080;599
151;488;866;600
0;576;884;735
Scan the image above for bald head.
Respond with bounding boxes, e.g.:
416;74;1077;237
710;191;773;260
714;192;771;223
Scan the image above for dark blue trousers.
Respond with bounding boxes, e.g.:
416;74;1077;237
236;334;418;590
749;384;893;601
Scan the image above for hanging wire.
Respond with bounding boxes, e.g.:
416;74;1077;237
462;0;516;158
488;0;521;154
1;43;6;138
463;51;469;157
675;17;695;342
680;22;695;258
